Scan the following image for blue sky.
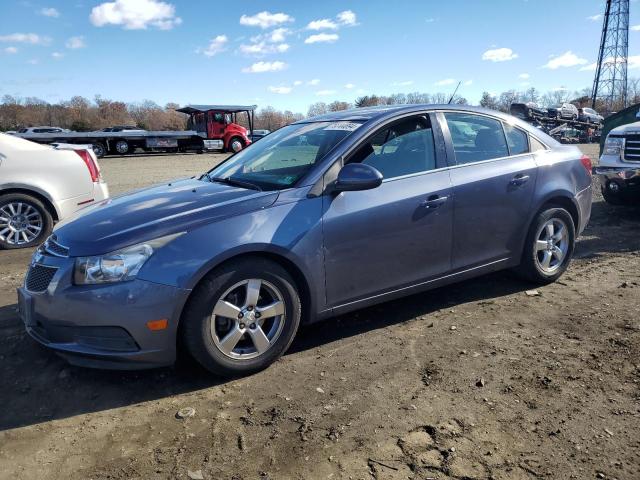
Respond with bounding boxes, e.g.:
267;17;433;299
0;0;638;113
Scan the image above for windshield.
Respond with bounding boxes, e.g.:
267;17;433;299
204;121;362;190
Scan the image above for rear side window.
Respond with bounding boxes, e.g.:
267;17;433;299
504;124;529;155
444;113;509;164
529;136;547;152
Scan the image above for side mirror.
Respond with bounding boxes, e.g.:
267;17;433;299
333;163;383;193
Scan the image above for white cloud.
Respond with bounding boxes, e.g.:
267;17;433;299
307;19;339;30
392;80;414;87
90;0;182;30
482;47;518;62
316;89;336;96
269;28;289;42
305;33;339;44
293;80;303;86
268;86;292;94
463;79;473;86
630;55;640;69
581;55;640;71
435;78;456;86
337;10;357;26
39;7;60;18
307;79;320;86
4;47;18;54
51;52;64;59
240;11;293;29
587;14;602;21
519;73;530;79
631;25;640;31
199;35;228;57
0;33;51;45
344;83;355;89
240;41;289;56
543;51;588;69
65;36;86;49
242;61;287;73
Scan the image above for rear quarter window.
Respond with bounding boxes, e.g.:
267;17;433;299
504;124;529;155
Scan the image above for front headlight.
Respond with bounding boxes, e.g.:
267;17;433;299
74;232;184;285
603;136;624;156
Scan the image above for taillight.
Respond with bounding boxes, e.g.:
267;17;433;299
580;155;592;177
75;149;100;182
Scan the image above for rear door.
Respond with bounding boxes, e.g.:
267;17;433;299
439;111;538;270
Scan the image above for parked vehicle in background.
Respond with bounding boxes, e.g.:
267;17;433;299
249;129;271;142
100;126;146;132
18;126;70;134
578;107;604;124
179;105;254;153
510;102;547;120
4;131;16;135
595;108;640;205
17;105;592;376
0;133;109;249
548;103;579;120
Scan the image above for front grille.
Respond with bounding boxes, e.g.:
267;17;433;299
624;135;640;162
25;264;57;293
43;235;69;257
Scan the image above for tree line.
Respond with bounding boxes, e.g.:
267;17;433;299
1;79;638;133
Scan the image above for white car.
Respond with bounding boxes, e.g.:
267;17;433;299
0;133;109;249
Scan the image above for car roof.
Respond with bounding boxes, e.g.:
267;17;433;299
294;104;528;124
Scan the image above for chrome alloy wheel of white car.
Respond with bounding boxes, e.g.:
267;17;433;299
0;201;43;245
210;278;286;359
534;218;569;274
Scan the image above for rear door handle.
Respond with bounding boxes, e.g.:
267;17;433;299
420;195;448;209
510;174;530;186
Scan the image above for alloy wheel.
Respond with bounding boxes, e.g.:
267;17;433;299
231;140;243;153
210;279;286;360
534;218;569;274
0;202;43;245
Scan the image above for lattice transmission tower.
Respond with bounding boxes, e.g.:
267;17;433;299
591;0;629;113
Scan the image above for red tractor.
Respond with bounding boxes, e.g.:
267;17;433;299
178;104;255;153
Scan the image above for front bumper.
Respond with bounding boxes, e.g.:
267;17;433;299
594;165;640;196
17;253;190;369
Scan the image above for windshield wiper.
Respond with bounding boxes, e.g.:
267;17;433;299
205;174;262;191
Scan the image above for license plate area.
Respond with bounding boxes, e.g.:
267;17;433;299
17;289;35;327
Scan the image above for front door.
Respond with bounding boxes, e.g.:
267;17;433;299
440;112;538;270
322;114;453;307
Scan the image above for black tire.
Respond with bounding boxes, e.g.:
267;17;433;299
92;143;107;158
514;206;575;284
181;258;301;377
113;140;129;155
0;193;53;250
227;137;245;153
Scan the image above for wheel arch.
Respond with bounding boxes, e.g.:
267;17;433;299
177;250;315;333
0;186;59;221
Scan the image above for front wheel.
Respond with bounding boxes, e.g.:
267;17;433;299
228;137;245;153
514;207;575;284
602;183;636;206
181;258;301;377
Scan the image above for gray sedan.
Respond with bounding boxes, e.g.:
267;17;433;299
18;105;592;376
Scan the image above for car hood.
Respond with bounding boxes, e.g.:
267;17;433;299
609;121;640;136
54;178;279;256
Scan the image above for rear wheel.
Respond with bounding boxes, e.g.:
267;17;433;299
114;140;130;155
181;258;301;377
514;207;575;284
92;143;107;158
0;193;53;249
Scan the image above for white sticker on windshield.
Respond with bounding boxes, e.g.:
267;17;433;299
324;122;361;132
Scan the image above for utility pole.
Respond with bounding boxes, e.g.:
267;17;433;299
591;0;629;113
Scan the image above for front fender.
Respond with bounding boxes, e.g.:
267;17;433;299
137;195;325;313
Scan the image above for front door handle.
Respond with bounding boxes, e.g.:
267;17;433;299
510;174;530;187
420;195;448;209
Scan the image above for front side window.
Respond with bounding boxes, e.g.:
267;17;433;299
504;124;529;155
348;116;436;179
205;121;362;190
444;113;509;164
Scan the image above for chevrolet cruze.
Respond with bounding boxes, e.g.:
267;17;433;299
17;105;593;376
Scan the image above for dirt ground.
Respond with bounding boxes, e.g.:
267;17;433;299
1;145;639;480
